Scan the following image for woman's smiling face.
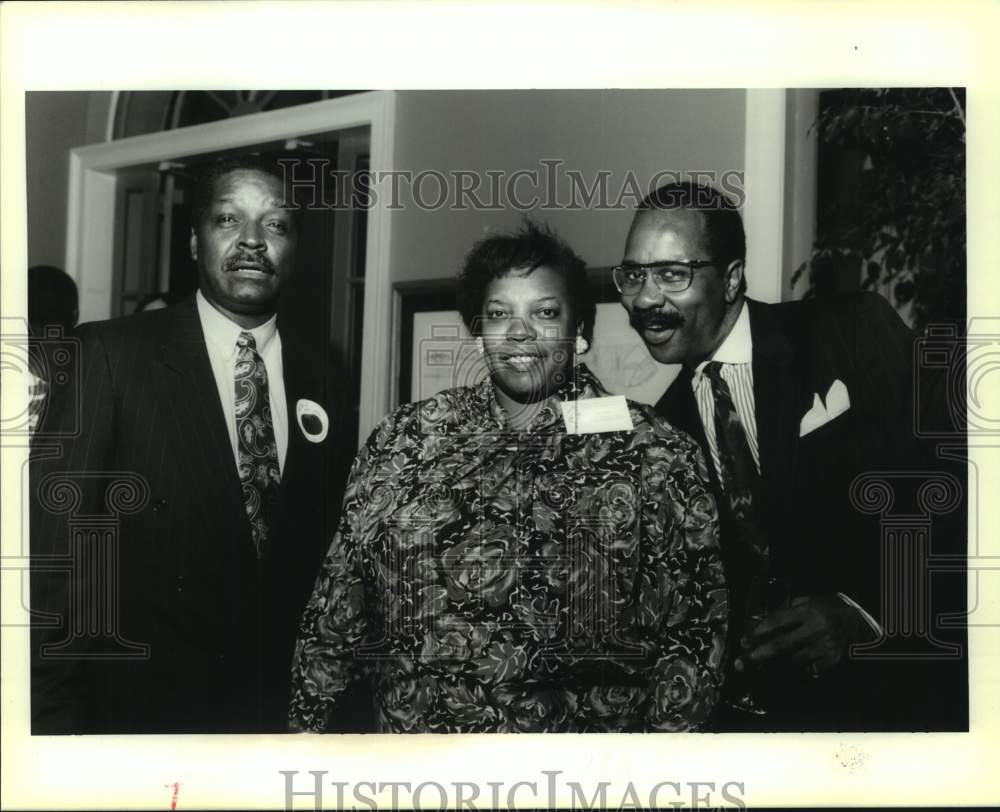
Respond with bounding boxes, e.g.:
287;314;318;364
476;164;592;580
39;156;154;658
479;265;578;407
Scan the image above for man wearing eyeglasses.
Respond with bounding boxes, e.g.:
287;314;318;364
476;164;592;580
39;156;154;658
615;180;965;732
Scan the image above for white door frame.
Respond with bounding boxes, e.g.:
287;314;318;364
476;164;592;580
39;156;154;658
65;90;397;445
743;88;787;304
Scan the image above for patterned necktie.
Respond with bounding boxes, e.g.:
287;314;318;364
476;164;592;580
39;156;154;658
235;331;281;557
704;361;772;684
704;360;769;561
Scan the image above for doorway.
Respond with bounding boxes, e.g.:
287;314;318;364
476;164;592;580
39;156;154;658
65;92;397;447
110;131;369;450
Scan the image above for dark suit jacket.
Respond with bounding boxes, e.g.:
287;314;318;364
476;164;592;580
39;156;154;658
30;295;349;733
656;293;967;731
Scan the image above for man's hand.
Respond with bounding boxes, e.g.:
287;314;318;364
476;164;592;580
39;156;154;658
734;594;873;677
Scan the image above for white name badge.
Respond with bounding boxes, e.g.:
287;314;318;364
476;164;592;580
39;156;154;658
560;396;634;435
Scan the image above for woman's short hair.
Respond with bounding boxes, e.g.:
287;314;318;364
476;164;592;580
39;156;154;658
457;220;596;344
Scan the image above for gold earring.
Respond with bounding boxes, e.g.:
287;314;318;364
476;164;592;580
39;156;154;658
474;336;485;356
575;335;588;355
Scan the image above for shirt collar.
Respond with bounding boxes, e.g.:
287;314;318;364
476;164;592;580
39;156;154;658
196;289;278;358
693;299;752;381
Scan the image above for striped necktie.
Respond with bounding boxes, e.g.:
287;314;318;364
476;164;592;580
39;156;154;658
235;331;281;557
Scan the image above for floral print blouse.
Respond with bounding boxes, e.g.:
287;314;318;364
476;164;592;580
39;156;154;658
289;365;727;733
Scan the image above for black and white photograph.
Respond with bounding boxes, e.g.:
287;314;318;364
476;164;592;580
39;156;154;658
1;2;997;810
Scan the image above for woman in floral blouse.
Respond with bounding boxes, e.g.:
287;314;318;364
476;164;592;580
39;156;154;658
289;221;727;732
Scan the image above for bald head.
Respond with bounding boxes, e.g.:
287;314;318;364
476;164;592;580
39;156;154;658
626;208;713;264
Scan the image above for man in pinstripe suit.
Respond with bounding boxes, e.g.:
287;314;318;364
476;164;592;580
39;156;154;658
30;155;346;733
616;181;965;731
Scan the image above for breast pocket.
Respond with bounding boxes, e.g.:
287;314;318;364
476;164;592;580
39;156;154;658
794;407;863;525
799;409;855;458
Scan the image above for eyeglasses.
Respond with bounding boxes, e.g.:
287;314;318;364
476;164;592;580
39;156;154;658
611;260;719;295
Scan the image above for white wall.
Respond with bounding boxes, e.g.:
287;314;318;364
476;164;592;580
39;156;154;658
25;91;111;269
389;89;748;283
782;89;819;300
23;88;800;427
25;89;808;303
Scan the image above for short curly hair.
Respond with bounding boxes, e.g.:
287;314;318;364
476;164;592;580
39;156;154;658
456;220;596;345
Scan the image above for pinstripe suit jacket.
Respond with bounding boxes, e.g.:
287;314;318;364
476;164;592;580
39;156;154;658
30;295;346;733
656;293;966;731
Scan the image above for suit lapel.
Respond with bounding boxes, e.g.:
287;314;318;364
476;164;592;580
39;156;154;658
155;297;248;538
277;330;324;492
655;301;813;573
268;327;333;577
275;327;334;542
747;299;811;568
154;302;329;566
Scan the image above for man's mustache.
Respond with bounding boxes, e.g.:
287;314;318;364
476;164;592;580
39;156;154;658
224;252;276;274
629;308;686;332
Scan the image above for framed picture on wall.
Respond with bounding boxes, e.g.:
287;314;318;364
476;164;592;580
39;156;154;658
395;270;678;408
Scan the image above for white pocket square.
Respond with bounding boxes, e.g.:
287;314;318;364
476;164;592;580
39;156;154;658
799;379;851;437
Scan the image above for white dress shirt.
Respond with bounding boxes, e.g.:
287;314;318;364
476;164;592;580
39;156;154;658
196;290;289;474
691;300;759;480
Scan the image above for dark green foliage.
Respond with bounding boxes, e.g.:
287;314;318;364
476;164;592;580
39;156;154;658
793;88;966;328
